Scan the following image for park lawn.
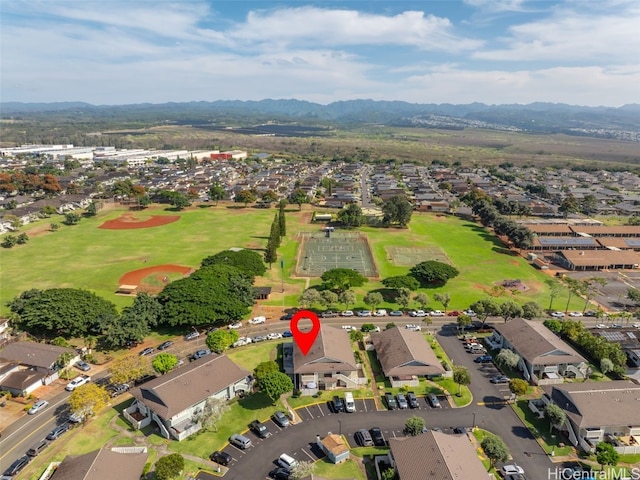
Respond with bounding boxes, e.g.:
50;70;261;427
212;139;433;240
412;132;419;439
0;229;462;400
313;457;365;479
169;392;284;459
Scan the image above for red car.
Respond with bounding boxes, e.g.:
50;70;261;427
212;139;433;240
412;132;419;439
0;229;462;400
449;311;461;317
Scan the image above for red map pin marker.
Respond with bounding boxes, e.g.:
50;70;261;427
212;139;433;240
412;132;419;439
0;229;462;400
290;310;321;356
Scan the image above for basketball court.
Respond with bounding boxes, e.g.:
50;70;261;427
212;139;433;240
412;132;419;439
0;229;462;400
296;231;378;277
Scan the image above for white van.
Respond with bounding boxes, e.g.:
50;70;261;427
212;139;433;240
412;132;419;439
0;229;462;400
278;453;298;471
344;392;356;413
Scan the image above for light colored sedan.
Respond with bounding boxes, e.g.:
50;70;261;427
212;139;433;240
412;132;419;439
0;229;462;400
568;311;583;317
341;310;354;317
551;311;565;318
228;321;242;329
267;332;282;340
28;399;49;415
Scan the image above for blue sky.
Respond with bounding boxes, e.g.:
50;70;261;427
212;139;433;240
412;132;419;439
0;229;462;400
1;0;638;106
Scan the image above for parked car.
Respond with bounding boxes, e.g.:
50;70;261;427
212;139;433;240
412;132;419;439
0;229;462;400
157;341;174;350
28;399;49;415
46;423;70;441
2;455;30;477
595;324;609;329
229;433;252;449
370;427;385;446
396;393;408;409
341;310;354;317
139;347;155;356
267;332;282;340
384;392;397;410
610;323;623;329
321;311;339;318
66;375;90;391
429;310;446;316
228;321;242;329
271;411;290;428
134;374;156;385
282;330;293;338
249;419;272;438
406;391;419;409
269;467;291;480
474;355;493;363
389;310;404;316
191;349;212;360
550;311;565;318
280;313;294;321
449;310;461;316
277;453;298;471
249;316;266;325
210;451;232;466
68;412;86;424
405;324;421;332
463;310;477;317
185;331;201;340
341;325;356;331
490;375;510;384
568;311;583;317
107;383;130;398
355;428;374;446
332;395;344;413
357;310;372;317
27;439;50;457
502;464;525;477
409;310;426;317
633;323;640;329
373;309;387;317
427;393;441;408
252;335;268;343
75;360;91;372
232;337;252;348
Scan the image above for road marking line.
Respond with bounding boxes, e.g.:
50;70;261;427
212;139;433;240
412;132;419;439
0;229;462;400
316;404;325;417
304;407;313;419
361;399;367;412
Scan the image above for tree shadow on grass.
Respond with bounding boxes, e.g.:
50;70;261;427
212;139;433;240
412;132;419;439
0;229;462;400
238;392;274;411
226;205;247;210
370;288;397;303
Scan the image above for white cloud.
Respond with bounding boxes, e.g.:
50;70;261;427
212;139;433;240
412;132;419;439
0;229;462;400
475;2;640;63
464;0;529;12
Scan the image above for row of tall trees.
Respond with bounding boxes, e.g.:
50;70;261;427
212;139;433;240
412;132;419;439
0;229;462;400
265;202;286;267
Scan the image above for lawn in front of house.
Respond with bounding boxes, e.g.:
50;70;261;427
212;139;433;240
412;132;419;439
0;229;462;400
511;399;573;456
313;457;366;479
226;341;279;371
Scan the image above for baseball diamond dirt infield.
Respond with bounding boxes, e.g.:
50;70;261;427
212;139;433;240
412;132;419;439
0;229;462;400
386;245;454;267
99;213;180;229
296;231;378;277
118;264;193;294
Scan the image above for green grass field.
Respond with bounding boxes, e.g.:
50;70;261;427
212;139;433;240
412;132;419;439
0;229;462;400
1;204;582;316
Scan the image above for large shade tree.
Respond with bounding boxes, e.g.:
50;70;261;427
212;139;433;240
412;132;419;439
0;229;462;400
409;261;459;287
321;268;368;292
382;195;413;227
201;249;266;277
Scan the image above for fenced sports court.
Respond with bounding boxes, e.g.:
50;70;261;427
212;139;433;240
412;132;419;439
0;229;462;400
296;231;378;277
386;246;454;267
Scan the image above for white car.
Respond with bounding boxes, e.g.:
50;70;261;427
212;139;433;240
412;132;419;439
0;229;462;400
248;316;266;325
501;465;525;476
595;324;609;329
462;310;477;317
28;399;49;415
406;324;422;332
551;311;565;318
232;337;252;347
341;310;354;317
66;375;91;391
429;310;446;317
569;311;583;317
342;325;356;331
633;323;640;329
409;310;426;317
357;310;372;317
266;332;282;340
228;321;243;329
373;309;387;317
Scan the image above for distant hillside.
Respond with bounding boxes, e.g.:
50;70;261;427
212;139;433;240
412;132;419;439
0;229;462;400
1;99;639;139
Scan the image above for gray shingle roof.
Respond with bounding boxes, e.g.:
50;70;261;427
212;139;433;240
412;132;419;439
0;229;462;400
389;431;489;480
293;326;357;374
0;341;75;370
131;354;250;419
50;447;148;480
371;328;445;377
542;380;640;429
495;318;586;366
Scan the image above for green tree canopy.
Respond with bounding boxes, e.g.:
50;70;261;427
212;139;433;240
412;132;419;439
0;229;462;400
496;349;521;369
201;249;266;277
404;415;425;436
152;353;179;374
521;301;543;320
382;195;413;227
155;453;185;480
382;275;420;291
208;183;226;205
259;371;294;403
364;292;383;311
321;268;368;292
254;361;279;382
337;203;364;227
109;355;150;385
409;261;459;287
481;435;510;467
206;329;239;353
452;365;471;396
289;188;309;210
9;288;118;339
544;403;567;433
158;264;254;327
509;378;528;396
499;301;523;322
235;189;256;206
595;442;619;469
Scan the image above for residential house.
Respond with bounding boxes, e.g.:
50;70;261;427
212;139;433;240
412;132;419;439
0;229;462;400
370;328;446;387
292;326;364;394
388;431;490;479
541;381;640;454
125;354;251;440
0;341;78;395
316;434;350;464
487;318;588;384
49;446;148;480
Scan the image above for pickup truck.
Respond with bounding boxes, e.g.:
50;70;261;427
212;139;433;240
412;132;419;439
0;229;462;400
65;375;91;391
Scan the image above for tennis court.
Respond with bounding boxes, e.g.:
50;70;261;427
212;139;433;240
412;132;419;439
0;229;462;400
296;231;378;277
386;246;454;267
